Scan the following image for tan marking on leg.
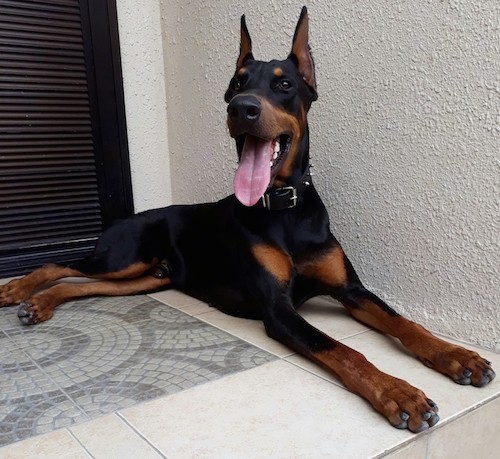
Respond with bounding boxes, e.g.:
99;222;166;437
251;244;292;284
88;261;157;280
0;264;82;306
347;298;495;386
313;344;437;432
19;276;171;324
2;261;157;307
297;245;347;287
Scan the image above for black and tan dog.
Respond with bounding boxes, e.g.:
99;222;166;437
0;7;495;432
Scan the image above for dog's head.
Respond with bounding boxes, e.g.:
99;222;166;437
225;6;318;207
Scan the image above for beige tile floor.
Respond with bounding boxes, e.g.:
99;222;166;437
0;289;499;459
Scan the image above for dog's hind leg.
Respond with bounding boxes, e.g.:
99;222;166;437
0;264;84;308
17;270;171;325
0;255;159;308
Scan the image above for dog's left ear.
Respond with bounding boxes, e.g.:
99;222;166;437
236;14;254;69
289;6;318;100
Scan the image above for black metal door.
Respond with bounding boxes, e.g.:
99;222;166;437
0;0;132;277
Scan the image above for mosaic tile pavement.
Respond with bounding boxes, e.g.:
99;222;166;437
0;295;276;447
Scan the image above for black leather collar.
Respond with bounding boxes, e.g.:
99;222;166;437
260;165;312;211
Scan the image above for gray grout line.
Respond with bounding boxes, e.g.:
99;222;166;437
3;327;94;422
67;428;95;459
115;412;168;458
372;392;500;459
283;356;347;390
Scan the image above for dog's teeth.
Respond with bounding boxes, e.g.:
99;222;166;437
272;152;278;160
270;161;274;167
274;142;280;153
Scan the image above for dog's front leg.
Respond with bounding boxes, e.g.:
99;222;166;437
260;292;439;433
299;241;495;387
336;284;496;387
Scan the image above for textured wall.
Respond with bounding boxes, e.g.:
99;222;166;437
157;1;499;349
116;0;172;212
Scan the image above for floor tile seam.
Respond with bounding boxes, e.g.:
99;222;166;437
114;361;281;421
100;304;374;360
0;329;9;342
1;327;93;422
182;308;217;319
0;427;94;457
337;328;373;341
169;303;373;348
186;314;288;358
371;433;429;459
115;412;168;458
3;324;91;350
109;301;225;328
16;343;94;423
146;293;206;311
436;390;500;425
186;312;373;358
120;314;282;359
0;318;18;333
376;391;500;458
283;356;347;391
147;294;373;343
66;428;95;458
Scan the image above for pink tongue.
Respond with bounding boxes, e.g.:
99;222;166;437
234;136;273;206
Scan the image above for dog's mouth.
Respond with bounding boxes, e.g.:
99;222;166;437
271;134;291;170
234;133;291;207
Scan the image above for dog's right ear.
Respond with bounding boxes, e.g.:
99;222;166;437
236;15;254;69
289;6;318;100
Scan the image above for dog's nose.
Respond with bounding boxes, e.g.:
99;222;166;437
227;96;261;122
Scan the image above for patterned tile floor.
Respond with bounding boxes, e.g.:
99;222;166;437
0;295;276;447
1;288;499;457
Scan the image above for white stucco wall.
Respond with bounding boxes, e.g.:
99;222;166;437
120;1;499;350
115;0;172;212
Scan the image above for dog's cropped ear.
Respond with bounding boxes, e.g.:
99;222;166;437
289;6;318;100
236;14;254;69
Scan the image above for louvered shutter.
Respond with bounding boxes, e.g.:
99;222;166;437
0;0;130;277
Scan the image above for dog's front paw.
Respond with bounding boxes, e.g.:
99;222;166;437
374;377;439;433
421;344;496;387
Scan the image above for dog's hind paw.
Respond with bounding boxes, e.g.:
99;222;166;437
0;280;27;307
17;302;36;325
17;299;54;326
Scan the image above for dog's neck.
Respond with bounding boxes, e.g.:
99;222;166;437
260;132;312;211
260;165;312;211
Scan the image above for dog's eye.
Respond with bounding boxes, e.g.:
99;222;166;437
278;80;292;91
232;80;242;91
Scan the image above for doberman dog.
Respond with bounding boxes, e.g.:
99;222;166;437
0;7;495;433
